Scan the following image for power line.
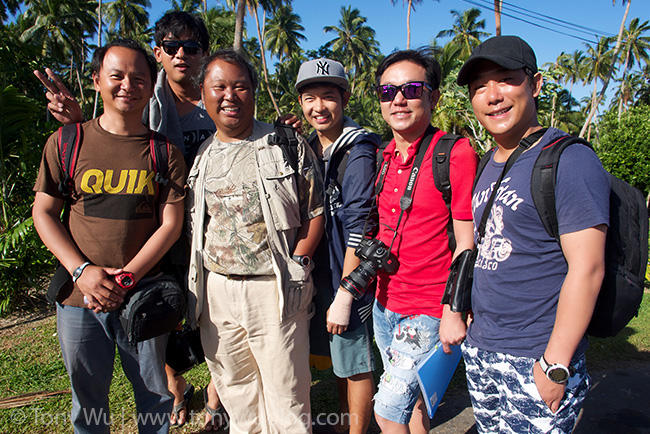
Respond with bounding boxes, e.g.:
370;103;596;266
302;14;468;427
460;0;610;45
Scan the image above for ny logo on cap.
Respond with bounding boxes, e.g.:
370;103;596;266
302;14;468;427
316;61;330;76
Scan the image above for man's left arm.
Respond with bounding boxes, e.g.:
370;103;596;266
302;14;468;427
121;200;185;283
533;224;607;413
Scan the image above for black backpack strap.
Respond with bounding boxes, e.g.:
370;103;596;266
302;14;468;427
268;119;300;173
432;133;463;207
473;148;495;193
531;135;594;240
57;123;83;197
150;131;170;186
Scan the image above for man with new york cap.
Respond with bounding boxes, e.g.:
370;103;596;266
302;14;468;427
296;58;380;434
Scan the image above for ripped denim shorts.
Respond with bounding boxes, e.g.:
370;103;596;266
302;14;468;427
372;300;441;424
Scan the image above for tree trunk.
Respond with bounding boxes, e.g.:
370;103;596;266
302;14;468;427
494;0;502;36
94;0;102;119
406;0;412;49
579;0;631;138
250;4;280;116
233;0;246;53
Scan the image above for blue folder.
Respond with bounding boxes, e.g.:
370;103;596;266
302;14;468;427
416;343;462;418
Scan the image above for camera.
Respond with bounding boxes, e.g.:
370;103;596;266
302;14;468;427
340;238;399;300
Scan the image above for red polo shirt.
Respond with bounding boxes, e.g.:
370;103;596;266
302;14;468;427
375;129;477;318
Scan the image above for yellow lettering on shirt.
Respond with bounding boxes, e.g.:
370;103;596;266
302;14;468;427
81;169;104;193
134;170;155;195
126;170;139;194
103;170;128;194
78;169;155;195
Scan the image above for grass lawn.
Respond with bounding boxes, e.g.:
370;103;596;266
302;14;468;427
0;292;648;433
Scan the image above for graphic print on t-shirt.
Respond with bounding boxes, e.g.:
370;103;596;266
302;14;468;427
78;167;157;220
475;204;512;271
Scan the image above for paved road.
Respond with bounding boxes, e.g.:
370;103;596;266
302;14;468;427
430;361;650;434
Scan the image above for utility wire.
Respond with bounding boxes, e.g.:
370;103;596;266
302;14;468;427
460;0;609;45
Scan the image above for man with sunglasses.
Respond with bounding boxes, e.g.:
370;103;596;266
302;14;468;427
369;48;478;434
34;11;225;430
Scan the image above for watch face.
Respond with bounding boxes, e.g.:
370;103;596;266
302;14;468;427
548;366;569;383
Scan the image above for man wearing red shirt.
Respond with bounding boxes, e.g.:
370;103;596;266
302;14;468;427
370;48;478;434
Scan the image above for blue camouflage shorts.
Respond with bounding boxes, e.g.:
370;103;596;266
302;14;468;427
462;342;591;434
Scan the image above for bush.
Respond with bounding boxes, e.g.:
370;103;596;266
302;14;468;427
0;85;56;315
596;105;650;197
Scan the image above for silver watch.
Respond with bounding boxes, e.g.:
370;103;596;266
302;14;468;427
539;355;571;384
72;262;91;283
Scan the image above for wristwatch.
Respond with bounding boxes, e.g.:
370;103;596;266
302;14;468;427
115;272;136;290
539;355;572;384
72;262;92;283
292;255;311;267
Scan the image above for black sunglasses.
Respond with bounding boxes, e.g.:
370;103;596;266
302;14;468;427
376;81;433;102
161;39;202;56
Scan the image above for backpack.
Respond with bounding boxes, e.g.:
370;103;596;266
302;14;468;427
376;127;465;250
476;135;648;338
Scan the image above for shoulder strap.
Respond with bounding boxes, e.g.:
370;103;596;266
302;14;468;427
57;123;83;197
531;135;594;240
150;131;170;186
432;133;462;207
473;148;495;192
269;120;300;173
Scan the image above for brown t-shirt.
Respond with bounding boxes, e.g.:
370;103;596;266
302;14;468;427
34;118;187;307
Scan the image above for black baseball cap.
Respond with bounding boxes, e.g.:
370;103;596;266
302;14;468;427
457;35;537;86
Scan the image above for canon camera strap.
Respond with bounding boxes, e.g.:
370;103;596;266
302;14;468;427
367;125;437;251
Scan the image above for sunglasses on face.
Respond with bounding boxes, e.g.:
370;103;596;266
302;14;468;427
376;81;433;102
161;39;202;56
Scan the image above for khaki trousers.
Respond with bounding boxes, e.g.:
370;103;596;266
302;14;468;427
200;271;312;434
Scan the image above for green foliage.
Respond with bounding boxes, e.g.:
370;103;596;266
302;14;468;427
596;105;650;196
0;86;56;315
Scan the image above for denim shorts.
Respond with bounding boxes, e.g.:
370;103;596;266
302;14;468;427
372;300;441;424
330;319;376;378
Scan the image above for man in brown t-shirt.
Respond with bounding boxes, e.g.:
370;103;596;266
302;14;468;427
32;39;186;434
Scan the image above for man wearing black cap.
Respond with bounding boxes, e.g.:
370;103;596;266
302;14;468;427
457;35;610;433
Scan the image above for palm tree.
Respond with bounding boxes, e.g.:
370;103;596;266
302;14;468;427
233;0;246;52
264;4;306;63
616;17;650;117
167;0;204;13
249;0;287;116
390;0;439;49
324;6;380;93
0;0;19;22
436;8;490;60
580;0;632;138
21;0;97;62
201;5;236;51
103;0;150;40
555;50;587;108
582;37;614;140
494;0;502;36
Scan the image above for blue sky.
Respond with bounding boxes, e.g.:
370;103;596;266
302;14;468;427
149;0;649;102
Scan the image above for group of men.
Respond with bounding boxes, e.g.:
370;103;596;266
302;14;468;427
32;9;609;434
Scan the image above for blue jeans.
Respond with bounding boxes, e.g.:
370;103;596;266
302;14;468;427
372;300;441;424
56;303;172;434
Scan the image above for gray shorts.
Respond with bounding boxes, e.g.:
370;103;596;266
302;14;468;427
330;320;376;378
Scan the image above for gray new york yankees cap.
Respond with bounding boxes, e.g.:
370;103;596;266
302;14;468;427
295;58;349;92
